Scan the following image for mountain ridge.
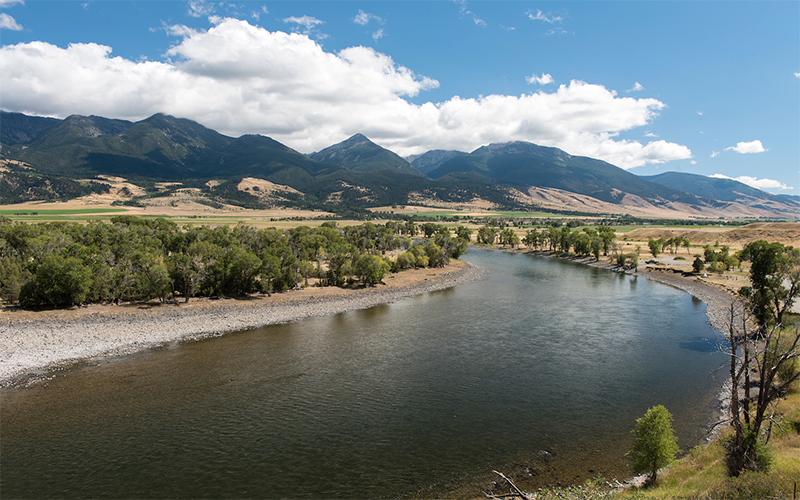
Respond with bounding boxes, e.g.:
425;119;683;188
2;111;797;219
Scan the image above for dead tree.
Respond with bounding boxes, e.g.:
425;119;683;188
723;303;800;475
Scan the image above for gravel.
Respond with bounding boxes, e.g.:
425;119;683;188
0;263;485;386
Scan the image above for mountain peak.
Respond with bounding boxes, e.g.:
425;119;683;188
310;134;419;175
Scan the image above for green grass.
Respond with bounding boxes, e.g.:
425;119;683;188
0;208;129;215
410;210;572;219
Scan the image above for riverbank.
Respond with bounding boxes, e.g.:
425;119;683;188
0;259;484;386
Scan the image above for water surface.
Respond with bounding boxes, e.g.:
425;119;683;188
0;249;725;498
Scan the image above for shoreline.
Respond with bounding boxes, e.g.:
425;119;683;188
0;260;485;387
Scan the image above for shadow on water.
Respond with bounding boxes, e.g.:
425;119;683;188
0;248;726;499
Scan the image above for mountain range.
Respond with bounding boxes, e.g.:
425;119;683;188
1;111;797;218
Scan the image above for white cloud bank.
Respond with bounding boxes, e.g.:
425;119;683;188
725;140;767;154
709;174;792;191
0;18;691;168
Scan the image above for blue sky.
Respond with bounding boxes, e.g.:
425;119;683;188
1;1;798;194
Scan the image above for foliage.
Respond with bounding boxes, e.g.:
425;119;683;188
0;217;456;308
740;241;800;330
627;405;680;484
722;241;800;477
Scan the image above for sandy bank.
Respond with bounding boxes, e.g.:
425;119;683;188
0;260;484;386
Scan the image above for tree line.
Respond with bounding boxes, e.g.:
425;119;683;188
0;216;469;308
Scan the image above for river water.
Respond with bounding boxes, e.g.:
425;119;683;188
0;249;725;498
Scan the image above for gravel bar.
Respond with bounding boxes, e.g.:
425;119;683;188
0;262;485;386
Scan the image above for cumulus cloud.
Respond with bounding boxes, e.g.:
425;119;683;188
711;151;720;158
795;72;800;78
527;9;564;24
709;174;792;191
0;18;690;169
0;0;25;6
0;12;22;30
725;140;767;154
372;29;385;41
525;73;553;85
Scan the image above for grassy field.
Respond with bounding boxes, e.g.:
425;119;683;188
0;208;130;215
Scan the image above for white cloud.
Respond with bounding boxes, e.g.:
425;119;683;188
644;131;658;138
163;23;200;38
454;0;486;27
283;15;323;30
0;0;25;6
527;9;564;24
251;7;267;21
0;19;691;169
709;174;792;191
372;29;385;42
696;111;703;116
711;151;720;158
627;82;644;92
690;160;697;165
795;72;800;78
525;73;553;85
725;140;767;154
354;10;383;26
187;0;215;18
0;12;22;30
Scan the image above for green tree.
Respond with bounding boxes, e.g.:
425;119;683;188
0;254;30;304
499;227;519;248
597;225;616;256
354;254;390;286
477;226;499;245
648;238;661;258
723;241;800;477
455;225;473;242
740;241;799;330
692;257;705;274
627;405;680;484
20;254;93;307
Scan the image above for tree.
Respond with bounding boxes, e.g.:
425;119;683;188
522;229;540;250
354;254;390;286
455;225;473;242
627;405;680;484
477;226;499;245
721;241;800;476
740;241;800;331
692;257;705;274
499;227;519;248
648;238;661;258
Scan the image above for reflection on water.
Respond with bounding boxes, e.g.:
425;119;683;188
0;249;725;499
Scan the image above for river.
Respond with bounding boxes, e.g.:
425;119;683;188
0;248;725;498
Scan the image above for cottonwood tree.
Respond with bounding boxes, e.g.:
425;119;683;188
721;240;800;476
628;405;680;484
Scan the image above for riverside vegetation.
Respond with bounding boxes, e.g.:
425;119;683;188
485;239;799;500
0;216;468;308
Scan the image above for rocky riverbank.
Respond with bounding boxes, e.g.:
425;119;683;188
0;260;485;386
